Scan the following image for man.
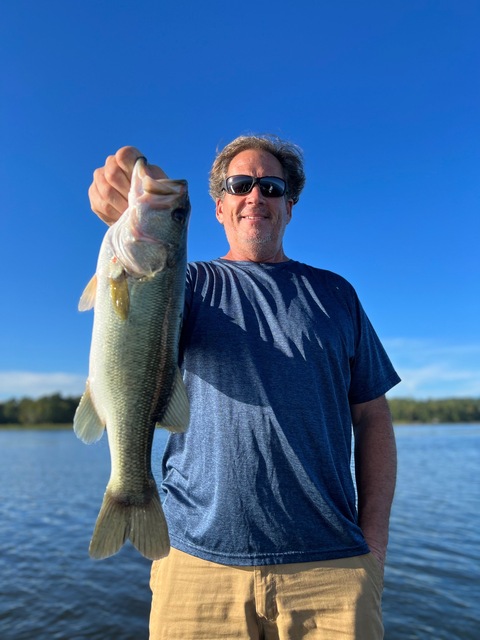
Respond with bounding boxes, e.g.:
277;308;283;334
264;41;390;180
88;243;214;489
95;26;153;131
89;135;400;639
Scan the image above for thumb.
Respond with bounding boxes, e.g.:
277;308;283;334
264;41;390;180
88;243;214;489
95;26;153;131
115;146;169;181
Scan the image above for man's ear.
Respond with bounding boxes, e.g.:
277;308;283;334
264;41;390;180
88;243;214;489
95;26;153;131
216;198;224;224
286;199;293;224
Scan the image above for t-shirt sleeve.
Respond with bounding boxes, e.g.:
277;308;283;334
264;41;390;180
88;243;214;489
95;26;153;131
348;294;401;404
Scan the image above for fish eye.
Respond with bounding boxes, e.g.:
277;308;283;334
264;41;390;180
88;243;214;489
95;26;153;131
171;207;187;224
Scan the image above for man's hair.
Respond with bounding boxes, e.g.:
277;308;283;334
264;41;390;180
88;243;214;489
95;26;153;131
209;134;305;204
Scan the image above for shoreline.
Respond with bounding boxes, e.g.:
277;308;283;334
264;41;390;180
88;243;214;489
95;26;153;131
1;422;480;431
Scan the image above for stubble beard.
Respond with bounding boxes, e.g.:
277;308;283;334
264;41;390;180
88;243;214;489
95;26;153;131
244;231;273;245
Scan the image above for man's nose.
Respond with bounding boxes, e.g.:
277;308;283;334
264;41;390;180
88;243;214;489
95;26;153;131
246;183;265;202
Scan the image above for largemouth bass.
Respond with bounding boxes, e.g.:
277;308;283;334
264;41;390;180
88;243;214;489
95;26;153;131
74;157;190;560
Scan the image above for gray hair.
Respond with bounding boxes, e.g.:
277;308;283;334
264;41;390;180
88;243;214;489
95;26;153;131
209;134;305;204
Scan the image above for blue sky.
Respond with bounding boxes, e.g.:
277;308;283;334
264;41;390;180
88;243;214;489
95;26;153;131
1;0;479;401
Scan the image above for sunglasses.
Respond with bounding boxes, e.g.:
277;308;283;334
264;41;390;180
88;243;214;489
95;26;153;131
222;175;287;198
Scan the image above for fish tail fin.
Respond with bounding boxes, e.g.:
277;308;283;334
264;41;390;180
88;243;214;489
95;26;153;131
89;487;170;561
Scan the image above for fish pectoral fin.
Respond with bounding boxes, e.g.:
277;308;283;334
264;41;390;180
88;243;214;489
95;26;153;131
78;274;98;311
156;367;190;433
109;271;130;320
73;383;106;444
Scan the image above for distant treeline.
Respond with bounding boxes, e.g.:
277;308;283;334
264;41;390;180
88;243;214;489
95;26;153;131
0;394;79;425
1;393;480;426
387;397;480;424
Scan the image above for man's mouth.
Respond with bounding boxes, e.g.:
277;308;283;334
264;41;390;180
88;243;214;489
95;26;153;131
240;212;269;220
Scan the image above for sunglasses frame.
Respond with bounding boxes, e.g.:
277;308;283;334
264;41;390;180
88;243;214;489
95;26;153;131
222;175;287;198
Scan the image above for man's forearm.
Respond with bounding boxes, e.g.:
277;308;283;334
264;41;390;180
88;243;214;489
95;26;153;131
352;396;397;568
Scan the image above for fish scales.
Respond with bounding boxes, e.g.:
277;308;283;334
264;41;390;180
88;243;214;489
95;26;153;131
74;158;190;560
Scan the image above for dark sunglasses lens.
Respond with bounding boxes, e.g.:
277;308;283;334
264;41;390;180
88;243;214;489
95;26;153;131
259;178;285;197
227;176;254;194
226;176;286;197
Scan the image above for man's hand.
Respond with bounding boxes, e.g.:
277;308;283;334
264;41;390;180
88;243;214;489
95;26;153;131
88;146;168;225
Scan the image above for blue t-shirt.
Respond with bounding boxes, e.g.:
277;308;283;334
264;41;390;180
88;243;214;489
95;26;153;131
161;259;400;566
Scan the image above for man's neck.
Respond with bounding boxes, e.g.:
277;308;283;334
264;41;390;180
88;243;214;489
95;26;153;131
221;246;289;263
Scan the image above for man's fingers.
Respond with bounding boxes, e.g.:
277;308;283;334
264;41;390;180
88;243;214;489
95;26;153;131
88;172;127;225
103;152;133;199
115;146;144;173
88;146;170;226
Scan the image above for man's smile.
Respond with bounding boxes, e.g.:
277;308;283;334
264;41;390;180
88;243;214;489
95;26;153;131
239;209;270;220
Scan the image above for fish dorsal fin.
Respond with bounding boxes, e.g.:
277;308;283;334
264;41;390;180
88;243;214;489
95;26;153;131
73;383;106;444
78;274;98;311
156;367;190;433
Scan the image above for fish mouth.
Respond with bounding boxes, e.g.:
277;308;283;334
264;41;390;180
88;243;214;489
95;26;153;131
142;176;188;197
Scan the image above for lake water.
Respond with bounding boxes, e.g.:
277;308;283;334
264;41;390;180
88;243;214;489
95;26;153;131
0;425;478;639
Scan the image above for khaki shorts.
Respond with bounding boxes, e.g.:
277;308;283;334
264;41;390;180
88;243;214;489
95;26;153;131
149;548;384;639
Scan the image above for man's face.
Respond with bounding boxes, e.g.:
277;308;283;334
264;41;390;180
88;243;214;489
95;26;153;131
215;149;293;263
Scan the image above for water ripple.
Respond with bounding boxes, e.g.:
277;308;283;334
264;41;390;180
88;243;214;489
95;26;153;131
1;426;479;639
